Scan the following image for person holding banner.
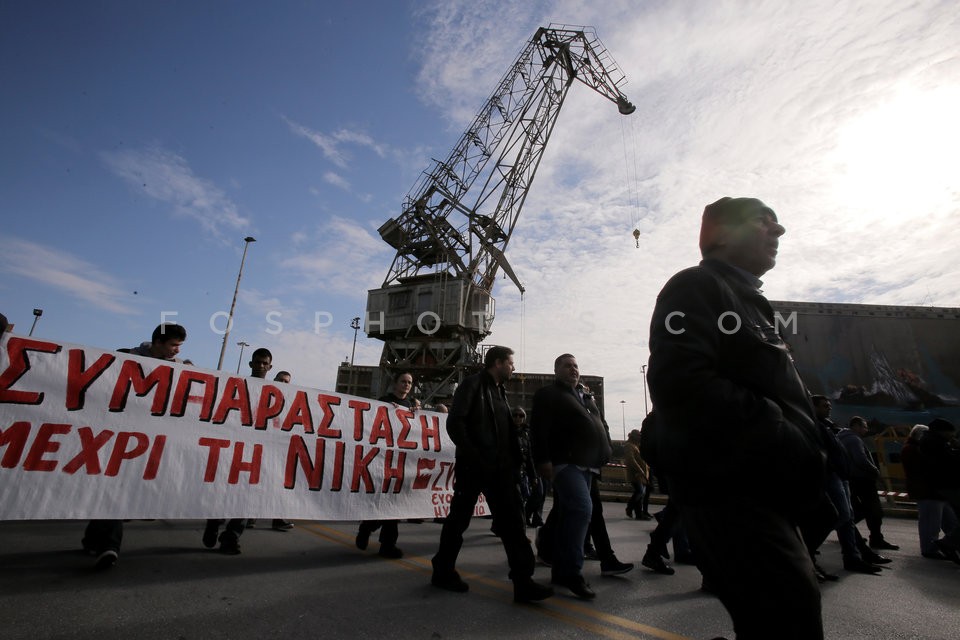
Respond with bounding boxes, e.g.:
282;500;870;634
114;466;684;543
430;346;554;604
82;322;187;570
203;348;294;551
356;371;416;559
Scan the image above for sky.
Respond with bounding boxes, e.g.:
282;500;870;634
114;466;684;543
2;0;959;430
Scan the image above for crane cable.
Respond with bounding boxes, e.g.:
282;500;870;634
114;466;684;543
520;289;526;373
619;114;644;244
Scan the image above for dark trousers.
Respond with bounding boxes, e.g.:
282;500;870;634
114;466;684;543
586;474;614;561
206;518;246;543
358;519;399;548
650;499;681;550
627;481;646;515
848;477;884;539
83;520;123;553
682;501;823;640
432;469;535;582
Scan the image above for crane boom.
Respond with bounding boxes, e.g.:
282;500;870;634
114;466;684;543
364;25;634;401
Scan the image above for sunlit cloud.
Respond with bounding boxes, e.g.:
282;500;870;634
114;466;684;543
0;237;139;315
280;216;392;297
101;146;250;238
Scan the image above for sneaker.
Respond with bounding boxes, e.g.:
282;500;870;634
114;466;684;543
638;512;653;520
355;529;370;551
551;575;596;600
431;571;469;593
272;519;294;531
869;537;899;551
583;544;599;561
513;579;554;603
625;506;634;519
202;521;219;548
600;556;634;576
378;545;403;559
94;549;118;570
642;548;675;575
922;549;948;560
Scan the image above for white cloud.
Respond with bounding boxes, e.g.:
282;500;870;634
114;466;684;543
284;117;392;169
323;171;351;191
101;146;250;238
280;216;393;298
0;237;139;315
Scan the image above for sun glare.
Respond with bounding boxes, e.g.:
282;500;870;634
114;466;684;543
830;86;960;223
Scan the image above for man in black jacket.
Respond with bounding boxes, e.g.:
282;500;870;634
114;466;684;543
531;354;612;599
648;197;827;639
430;346;554;604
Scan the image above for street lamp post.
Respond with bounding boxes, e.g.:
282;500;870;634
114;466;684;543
216;236;256;370
619;400;626;440
236;341;250;374
641;364;649;415
28;308;43;336
350;316;361;365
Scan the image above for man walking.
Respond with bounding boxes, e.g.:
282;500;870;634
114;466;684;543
531;354;612;599
430;346;554;604
648;197;827;639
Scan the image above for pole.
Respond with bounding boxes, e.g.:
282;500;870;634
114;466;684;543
217;237;256;370
28;308;43;336
619;400;626;440
236;341;249;374
641;364;649;415
350;316;361;366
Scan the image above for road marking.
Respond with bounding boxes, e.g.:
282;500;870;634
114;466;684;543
298;522;691;640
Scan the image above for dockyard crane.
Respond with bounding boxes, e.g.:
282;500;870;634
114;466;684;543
365;24;635;402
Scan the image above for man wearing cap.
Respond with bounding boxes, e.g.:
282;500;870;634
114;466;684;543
647;197;828;639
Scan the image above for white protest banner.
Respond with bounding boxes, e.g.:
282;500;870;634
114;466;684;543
0;333;489;520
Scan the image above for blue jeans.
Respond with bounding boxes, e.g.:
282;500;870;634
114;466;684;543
825;474;859;558
551;465;593;579
917;499;959;555
628;481;646;514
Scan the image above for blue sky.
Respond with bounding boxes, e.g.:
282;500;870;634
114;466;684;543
2;0;958;428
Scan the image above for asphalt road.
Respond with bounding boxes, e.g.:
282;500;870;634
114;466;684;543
1;502;957;640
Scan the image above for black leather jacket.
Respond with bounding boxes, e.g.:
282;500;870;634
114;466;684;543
446;370;517;476
648;259;826;515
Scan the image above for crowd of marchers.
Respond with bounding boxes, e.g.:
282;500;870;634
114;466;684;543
3;196;958;640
